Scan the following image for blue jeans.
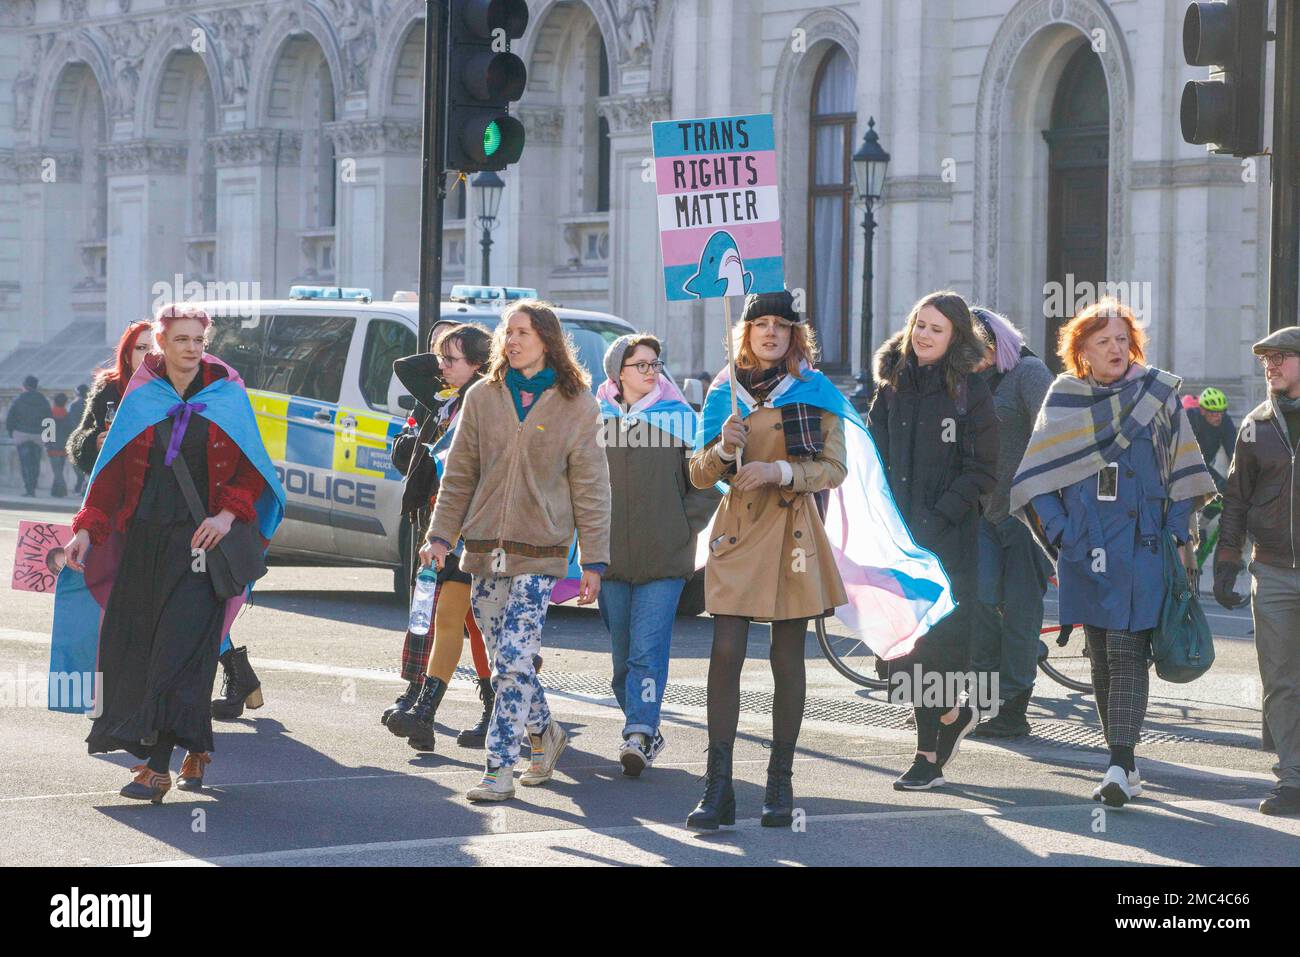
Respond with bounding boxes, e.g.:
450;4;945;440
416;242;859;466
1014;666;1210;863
972;515;1050;700
598;577;684;738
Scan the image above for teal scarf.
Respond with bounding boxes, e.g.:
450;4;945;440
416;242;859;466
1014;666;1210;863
505;365;557;421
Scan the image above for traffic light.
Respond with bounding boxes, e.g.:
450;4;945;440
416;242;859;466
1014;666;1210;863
1180;0;1270;156
446;0;530;172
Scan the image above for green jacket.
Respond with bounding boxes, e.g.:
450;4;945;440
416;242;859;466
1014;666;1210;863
603;416;721;583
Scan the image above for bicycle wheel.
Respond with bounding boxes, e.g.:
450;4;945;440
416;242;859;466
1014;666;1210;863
815;617;889;689
1037;624;1093;693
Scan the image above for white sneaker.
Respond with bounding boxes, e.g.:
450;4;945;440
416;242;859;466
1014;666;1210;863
1092;765;1135;807
1091;767;1143;801
466;763;515;802
520;721;568;786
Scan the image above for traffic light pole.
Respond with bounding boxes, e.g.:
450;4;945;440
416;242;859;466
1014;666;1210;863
418;0;449;353
1271;0;1300;331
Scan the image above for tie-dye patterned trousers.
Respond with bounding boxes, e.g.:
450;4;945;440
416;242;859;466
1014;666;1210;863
471;573;557;768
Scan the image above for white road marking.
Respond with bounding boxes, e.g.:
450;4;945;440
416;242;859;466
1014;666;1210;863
123;796;1284;867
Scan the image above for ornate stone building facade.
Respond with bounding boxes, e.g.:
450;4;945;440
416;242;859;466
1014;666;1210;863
0;0;1278;403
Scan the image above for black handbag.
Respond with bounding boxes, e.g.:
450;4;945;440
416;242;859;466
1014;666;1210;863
155;417;267;600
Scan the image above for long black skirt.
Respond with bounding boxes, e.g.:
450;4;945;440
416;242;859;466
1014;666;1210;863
86;516;225;758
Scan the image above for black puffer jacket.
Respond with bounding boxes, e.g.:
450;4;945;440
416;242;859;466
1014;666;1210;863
867;332;999;599
66;379;121;477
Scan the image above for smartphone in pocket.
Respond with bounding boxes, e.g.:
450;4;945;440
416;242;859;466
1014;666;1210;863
1097;463;1119;502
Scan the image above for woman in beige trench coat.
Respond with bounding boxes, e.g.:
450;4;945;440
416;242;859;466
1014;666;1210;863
685;290;848;831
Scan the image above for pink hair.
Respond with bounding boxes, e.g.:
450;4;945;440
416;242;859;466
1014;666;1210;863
154;303;212;335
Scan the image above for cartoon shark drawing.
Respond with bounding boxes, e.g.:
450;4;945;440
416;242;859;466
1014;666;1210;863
683;230;753;299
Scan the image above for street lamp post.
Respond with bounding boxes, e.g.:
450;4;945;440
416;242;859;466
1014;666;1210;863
849;117;890;412
472;169;505;285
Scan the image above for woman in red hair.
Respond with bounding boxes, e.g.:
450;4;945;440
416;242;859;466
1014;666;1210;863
67;319;153;478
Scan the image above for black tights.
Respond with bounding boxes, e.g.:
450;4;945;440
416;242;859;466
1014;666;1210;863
707;615;808;746
146;733;176;774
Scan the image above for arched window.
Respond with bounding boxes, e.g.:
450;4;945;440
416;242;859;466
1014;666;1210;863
597;36;610;212
808;47;855;370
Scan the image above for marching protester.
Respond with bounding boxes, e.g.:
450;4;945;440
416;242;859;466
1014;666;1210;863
870;292;998;790
687;290;849;829
68;319;264;721
1214;327;1300;816
597;334;720;776
60;305;283;801
46;393;73;498
967;308;1053;739
422;300;610;802
67;383;90;495
1012;298;1214;808
387;323;498;751
6;374;51;497
67;320;153;479
382;318;494;744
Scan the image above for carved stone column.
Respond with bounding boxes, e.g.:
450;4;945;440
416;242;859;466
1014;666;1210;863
325;119;423;298
99;140;190;343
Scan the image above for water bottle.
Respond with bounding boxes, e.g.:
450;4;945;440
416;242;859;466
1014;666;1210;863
407;565;437;634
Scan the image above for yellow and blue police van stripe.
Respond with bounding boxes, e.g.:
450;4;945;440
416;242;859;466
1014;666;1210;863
250;389;404;536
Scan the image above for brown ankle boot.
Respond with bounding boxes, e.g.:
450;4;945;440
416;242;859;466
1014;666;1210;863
177;751;211;791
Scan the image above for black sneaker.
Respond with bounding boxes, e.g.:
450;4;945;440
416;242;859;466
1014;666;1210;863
1259;786;1300;816
893;755;945;791
936;706;979;769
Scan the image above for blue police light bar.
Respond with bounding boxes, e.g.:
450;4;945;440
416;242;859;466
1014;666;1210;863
289;285;374;302
448;284;538;303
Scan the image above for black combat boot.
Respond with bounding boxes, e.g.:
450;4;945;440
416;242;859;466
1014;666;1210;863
456;677;495;748
686;741;736;830
973;690;1031;738
382;680;422;727
211;646;263;720
388;676;447;752
760;741;797;827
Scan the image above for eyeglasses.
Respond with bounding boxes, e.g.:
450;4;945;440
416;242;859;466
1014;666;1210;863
622;360;665;375
1258;352;1297;368
438;353;466;365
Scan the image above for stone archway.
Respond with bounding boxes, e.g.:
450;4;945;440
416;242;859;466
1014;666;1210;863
972;0;1133;353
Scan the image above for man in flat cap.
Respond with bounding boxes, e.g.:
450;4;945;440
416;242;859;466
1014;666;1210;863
1215;325;1300;816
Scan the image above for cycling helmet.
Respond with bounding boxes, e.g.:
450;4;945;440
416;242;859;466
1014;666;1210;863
1199;387;1228;412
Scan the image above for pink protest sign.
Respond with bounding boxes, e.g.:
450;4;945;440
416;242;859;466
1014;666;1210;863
651;113;783;301
11;520;74;593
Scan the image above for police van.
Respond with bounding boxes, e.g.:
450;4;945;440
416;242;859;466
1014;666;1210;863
192;285;641;597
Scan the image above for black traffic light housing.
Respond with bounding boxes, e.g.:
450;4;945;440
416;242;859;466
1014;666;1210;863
446;0;530;172
1181;0;1270;156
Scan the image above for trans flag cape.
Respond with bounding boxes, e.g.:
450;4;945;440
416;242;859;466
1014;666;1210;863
48;354;286;713
595;375;698;448
426;395;584;603
694;365;954;659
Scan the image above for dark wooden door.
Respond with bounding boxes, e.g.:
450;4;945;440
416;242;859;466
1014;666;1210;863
1043;43;1110;371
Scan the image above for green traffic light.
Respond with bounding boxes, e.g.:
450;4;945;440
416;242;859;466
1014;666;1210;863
484;121;501;157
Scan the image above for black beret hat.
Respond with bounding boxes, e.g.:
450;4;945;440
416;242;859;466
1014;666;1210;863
740;290;802;324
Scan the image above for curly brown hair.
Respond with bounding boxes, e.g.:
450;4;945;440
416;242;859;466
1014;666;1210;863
487;299;591;398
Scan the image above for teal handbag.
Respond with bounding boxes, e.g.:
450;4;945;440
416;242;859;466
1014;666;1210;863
1150;531;1215;682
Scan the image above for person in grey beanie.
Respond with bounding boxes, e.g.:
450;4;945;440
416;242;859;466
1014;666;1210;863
1215;325;1300;816
595;333;720;775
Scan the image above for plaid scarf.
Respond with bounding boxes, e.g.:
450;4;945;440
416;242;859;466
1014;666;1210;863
735;365;822;457
1010;365;1216;545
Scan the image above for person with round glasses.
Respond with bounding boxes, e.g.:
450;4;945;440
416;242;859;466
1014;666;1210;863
1215;327;1300;817
595;334;720;777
